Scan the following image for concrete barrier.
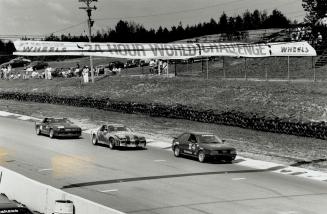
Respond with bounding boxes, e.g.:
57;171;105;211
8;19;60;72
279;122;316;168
0;166;124;214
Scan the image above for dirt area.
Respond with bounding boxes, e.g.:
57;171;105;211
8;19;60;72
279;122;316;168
0;99;326;173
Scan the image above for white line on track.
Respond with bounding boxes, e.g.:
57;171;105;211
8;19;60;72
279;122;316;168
38;168;53;172
232;178;246;181
100;189;119;193
154;160;167;162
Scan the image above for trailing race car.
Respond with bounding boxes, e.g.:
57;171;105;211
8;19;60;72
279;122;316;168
172;132;237;163
90;124;146;149
35;118;82;138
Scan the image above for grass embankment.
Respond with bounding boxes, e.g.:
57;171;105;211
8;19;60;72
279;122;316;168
0;75;327;122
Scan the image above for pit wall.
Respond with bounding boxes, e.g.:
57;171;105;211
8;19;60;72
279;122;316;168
0;91;326;140
0;166;124;214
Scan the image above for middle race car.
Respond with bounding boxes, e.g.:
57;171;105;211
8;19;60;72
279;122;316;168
35;117;82;138
90;123;146;149
172;132;237;163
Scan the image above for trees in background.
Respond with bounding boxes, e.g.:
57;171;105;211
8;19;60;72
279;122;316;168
0;40;15;64
44;9;290;43
302;0;327;23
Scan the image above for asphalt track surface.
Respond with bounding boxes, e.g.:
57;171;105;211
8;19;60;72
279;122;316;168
0;116;327;214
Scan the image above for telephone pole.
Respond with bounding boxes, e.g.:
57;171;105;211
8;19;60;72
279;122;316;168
79;0;97;83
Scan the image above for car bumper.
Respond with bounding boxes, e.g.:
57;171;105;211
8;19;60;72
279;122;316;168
208;154;237;160
119;141;146;147
54;130;82;137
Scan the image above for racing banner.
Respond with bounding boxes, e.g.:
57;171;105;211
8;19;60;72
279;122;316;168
13;40;316;59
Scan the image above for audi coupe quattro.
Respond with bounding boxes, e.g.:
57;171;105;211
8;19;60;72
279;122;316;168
172;132;237;163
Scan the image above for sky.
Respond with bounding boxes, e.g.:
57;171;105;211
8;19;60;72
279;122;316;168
0;0;306;38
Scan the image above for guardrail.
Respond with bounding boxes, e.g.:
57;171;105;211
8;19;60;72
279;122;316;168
0;166;124;214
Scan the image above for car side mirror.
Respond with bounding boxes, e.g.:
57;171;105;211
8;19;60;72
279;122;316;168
222;139;226;143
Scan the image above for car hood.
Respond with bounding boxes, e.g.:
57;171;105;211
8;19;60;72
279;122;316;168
199;143;235;151
112;131;144;139
52;123;80;129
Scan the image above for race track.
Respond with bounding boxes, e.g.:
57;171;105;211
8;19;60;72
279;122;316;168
0;116;327;214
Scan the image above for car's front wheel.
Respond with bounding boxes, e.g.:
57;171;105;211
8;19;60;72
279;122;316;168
174;146;181;157
36;127;41;135
49;129;55;139
92;135;98;145
198;151;206;163
109;138;116;150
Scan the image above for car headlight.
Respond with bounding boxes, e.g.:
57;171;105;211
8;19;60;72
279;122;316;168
230;150;237;154
210;151;219;155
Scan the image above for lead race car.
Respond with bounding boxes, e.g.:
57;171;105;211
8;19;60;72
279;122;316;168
172;132;237;163
35;117;82;138
90;124;146;149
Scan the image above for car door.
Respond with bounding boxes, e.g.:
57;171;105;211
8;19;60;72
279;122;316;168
185;134;198;156
178;133;190;154
40;119;50;134
98;125;107;143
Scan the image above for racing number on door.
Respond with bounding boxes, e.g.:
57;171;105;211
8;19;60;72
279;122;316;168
189;143;196;153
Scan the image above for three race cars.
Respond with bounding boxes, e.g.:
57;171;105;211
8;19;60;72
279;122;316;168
35;117;237;163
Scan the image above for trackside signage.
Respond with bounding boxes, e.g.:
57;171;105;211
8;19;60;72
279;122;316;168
13;41;316;59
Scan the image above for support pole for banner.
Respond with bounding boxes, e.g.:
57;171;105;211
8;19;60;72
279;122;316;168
79;0;97;83
201;58;204;73
187;60;189;73
223;57;226;79
287;56;290;81
206;57;209;80
167;61;169;77
265;67;268;81
312;56;316;82
244;58;247;80
174;62;177;77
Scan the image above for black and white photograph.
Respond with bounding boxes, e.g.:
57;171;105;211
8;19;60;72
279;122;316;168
0;0;327;213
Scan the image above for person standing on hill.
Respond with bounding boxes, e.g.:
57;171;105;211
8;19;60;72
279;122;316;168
317;32;323;44
82;66;89;83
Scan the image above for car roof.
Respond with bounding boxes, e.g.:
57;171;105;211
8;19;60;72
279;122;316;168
186;132;215;136
106;123;125;127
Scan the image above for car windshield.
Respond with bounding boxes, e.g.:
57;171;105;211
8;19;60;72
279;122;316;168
198;134;223;144
108;126;130;132
49;118;71;124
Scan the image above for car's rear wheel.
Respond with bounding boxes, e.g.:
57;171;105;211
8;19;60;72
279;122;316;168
36;127;41;135
92;135;98;145
49;129;55;139
109;138;116;150
174;146;181;157
198;151;206;163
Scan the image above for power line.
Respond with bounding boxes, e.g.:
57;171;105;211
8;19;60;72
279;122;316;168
94;0;249;22
46;20;87;35
94;0;300;22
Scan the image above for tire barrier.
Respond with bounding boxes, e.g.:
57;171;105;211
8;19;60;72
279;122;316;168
0;91;326;140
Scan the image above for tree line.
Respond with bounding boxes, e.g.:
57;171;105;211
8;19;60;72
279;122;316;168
45;9;291;43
